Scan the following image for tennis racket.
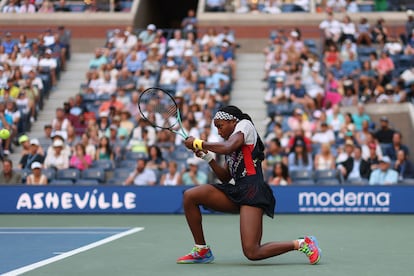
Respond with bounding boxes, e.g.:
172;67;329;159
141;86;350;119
138;87;188;139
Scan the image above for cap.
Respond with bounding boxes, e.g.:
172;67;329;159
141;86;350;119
380;116;389;122
295;139;304;147
99;111;109;118
31;162;42;169
407;9;413;16
295;108;304;115
110;124;118;130
345;139;354;147
385;83;393;90
311;64;320;72
276;76;284;83
52;131;66;141
30;138;40;146
166;50;174;57
345;38;352;44
113;115;121;121
18;135;29;144
53;139;64;147
166;60;175;67
290;31;299;37
45;49;52;54
380;156;391;164
184;49;193;56
313;110;322;119
5;32;11;37
0;66;3;71
187;157;199;166
147;24;156;31
221;42;229;48
343;79;353;87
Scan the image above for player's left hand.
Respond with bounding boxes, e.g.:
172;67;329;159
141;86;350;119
184;136;195;150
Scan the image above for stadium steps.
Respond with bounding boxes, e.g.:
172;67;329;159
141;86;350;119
8;53;93;165
231;53;267;136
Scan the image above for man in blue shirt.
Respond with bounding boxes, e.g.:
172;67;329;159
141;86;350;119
1;32;16;54
369;156;399;185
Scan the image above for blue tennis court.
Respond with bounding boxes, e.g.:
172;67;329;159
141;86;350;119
0;227;143;275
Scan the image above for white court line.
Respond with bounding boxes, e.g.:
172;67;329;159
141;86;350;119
2;227;144;276
0;231;125;234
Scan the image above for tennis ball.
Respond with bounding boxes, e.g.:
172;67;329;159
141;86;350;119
0;129;10;140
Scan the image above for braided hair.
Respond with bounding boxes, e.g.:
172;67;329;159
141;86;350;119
217;105;265;160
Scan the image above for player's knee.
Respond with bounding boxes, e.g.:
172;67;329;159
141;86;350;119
182;188;197;204
242;247;261;261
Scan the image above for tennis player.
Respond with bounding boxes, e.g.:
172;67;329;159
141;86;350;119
177;105;321;264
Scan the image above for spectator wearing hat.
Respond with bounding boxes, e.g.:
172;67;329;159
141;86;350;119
120;110;134;135
337;143;370;181
287;138;313;173
39;48;58;86
97;111;111;134
124;158;157;186
374;116;395;144
0;159;21;184
181;157;208;186
139;24;157;46
44;139;70;170
159;61;180;88
0;78;20;99
0;102;13;155
26;162;48;185
19;139;44;170
369;156;399;185
123;26;138;50
384;132;409;162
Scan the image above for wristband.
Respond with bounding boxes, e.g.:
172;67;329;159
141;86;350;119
200;152;214;163
193;139;204;151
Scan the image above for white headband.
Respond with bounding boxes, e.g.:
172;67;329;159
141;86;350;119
213;111;239;121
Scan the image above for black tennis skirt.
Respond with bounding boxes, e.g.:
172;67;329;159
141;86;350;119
211;175;276;218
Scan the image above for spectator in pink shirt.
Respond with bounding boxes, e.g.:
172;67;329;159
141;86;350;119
376;51;394;85
70;143;92;171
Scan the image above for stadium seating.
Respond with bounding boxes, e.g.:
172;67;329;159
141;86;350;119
56;169;81;183
81;168;106;183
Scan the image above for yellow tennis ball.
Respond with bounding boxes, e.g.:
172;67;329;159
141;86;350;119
0;129;10;140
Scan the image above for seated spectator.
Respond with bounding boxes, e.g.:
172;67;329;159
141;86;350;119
0;159;21;184
38;0;55;13
314;142;336;171
70;143;92;171
26;162;48;185
312;122;335;145
160;161;182;186
54;0;71;12
369;156;399;185
146;145;167;171
2;0;19;13
394;149;414;180
39;49;58;86
116;67;136;93
374;116;395;144
319;12;342;45
293;0;309;12
205;0;226;12
326;104;344;137
356;17;372;46
139;24;157;46
340;85;358;107
168;30;186;59
352;103;371;132
89;48;108;69
264;77;290;107
287;127;312;152
288;139;313;173
289;76;315;110
44;139;70;170
159;61;180;88
19;0;36;13
287;109;313;139
181;9;198;35
95;136;114;161
124;158;157;186
371;18;388;45
383;37;403;56
98;94;125;113
268;162;291;186
337;142;370;181
340;15;356;43
263;138;286;171
302;65;324;109
326;0;346;12
19;138;45;170
181;157;208;186
384;132;409;161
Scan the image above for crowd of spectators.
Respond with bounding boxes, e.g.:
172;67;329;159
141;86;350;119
205;0;412;13
1;0;133;13
0;12;238;186
261;11;414;185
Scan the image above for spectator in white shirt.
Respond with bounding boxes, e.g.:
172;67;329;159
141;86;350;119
159;61;180;86
19;48;38;75
326;0;346;13
19;0;36;13
2;0;19;13
168;30;186;58
38;49;57;86
44;139;70;170
312;122;336;145
96;71;116;96
319;12;342;45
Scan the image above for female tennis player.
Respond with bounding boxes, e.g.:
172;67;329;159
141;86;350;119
177;105;321;264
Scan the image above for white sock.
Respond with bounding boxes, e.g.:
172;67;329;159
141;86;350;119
195;244;208;249
297;239;305;249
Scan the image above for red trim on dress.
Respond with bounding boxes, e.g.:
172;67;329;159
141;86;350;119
242;144;255;176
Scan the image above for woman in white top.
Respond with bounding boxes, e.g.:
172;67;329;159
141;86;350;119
26;162;48;185
160;161;182;186
314;143;336;171
44;139;70;170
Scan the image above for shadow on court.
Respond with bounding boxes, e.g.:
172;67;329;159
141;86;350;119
0;214;412;276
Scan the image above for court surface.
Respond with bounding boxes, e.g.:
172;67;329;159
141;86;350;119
0;214;412;276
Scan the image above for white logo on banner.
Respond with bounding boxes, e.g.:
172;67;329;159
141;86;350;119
298;188;391;212
16;190;136;210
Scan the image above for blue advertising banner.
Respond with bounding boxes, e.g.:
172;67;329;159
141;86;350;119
0;185;413;214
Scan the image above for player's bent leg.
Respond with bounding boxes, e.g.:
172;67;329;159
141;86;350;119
239;205;295;261
178;185;239;264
